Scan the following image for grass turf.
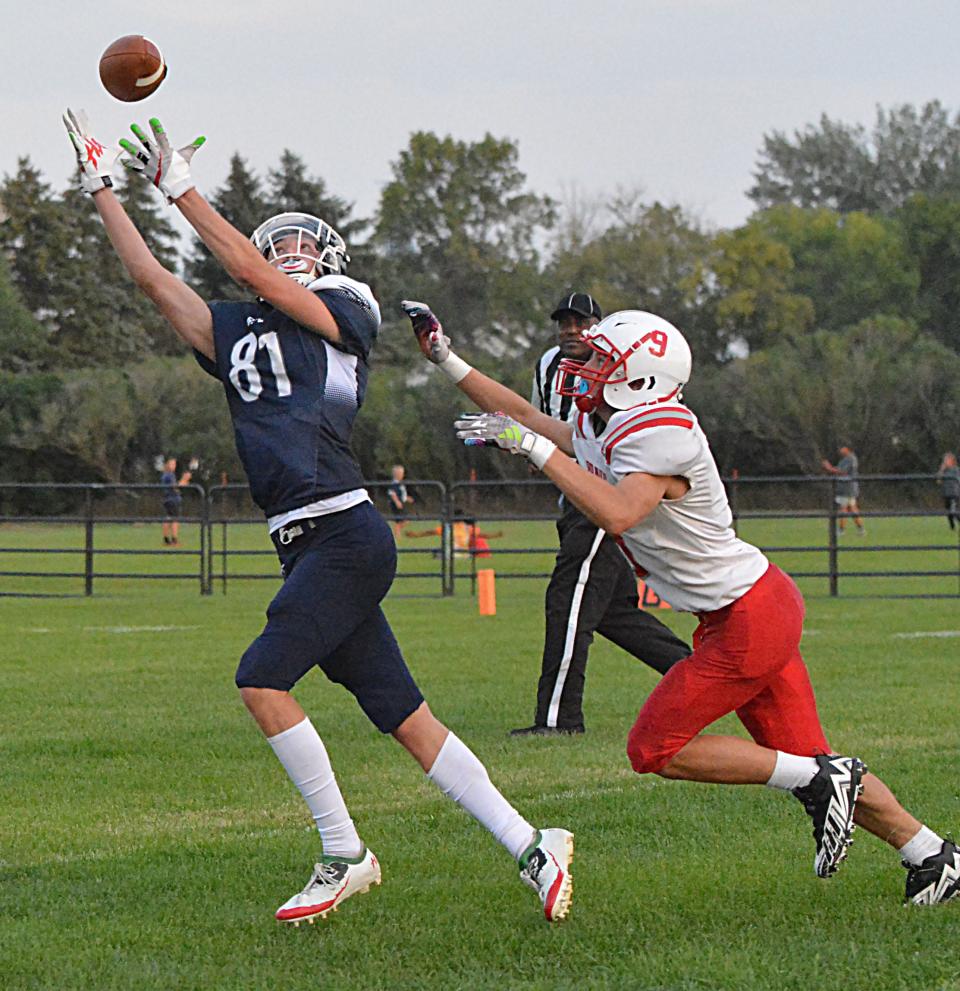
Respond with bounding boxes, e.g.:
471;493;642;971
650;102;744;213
0;521;959;990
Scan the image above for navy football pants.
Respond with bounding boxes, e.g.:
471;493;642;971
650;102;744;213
235;502;425;733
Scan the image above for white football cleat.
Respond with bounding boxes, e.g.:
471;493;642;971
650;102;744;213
275;848;381;925
519;828;574;922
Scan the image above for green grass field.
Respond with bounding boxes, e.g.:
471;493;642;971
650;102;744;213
1;519;959;990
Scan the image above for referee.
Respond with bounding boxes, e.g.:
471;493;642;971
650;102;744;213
512;292;691;736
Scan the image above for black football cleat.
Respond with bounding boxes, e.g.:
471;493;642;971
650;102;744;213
792;753;866;878
510;725;584;737
904;839;960;905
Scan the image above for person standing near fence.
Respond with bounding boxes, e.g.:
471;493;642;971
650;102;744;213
160;457;191;547
406;302;960;906
822;445;865;534
937;452;960;530
63;109;573;926
513;291;689;736
386;464;414;538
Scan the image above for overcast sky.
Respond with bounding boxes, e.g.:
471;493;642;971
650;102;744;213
4;1;960;238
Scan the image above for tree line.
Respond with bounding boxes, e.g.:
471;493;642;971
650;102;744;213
2;100;959;492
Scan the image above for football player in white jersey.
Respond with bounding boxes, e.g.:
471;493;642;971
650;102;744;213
402;302;959;906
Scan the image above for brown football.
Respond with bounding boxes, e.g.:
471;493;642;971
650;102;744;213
98;35;167;102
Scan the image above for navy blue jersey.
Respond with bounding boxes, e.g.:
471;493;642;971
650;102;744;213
194;275;380;518
160;470;181;503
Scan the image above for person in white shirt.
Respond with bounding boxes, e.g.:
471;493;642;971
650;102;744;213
402;301;959;906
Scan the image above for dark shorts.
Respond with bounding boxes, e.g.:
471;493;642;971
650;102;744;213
235;501;424;733
163;499;181;520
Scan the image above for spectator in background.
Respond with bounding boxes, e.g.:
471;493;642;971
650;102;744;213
937;452;960;531
822;445;865;535
160;457;192;547
386;464;414;538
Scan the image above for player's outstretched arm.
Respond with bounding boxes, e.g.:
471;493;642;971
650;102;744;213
62;109;214;359
119;117;344;345
401;301;574;454
455;412;670;534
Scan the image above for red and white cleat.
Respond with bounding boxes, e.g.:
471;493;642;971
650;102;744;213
275;848;381;926
519;828;574;922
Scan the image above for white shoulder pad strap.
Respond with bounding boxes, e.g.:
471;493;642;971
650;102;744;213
307;274;382;324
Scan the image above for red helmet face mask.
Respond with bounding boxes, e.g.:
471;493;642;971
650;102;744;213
554;312;690;413
555;334;632;413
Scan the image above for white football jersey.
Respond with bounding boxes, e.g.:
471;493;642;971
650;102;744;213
571;404;768;613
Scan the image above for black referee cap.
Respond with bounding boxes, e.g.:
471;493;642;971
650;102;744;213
550;292;602;322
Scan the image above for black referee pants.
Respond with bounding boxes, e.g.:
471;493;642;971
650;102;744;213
532;505;690;731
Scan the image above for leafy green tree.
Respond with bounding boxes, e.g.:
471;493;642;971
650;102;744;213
550;199;721;359
896;193;960;352
0;158;72;327
0;252;51;371
0;370;64;482
753;206;919;332
372;131;555;361
708;317;960;475
709;224;814;353
750;101;960;214
265;150;361;237
125;356;242;483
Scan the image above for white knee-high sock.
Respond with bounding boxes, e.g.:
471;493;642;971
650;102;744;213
427;732;537;861
267;718;363;860
765;751;819;790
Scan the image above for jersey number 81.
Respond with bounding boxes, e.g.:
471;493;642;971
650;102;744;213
229;331;292;403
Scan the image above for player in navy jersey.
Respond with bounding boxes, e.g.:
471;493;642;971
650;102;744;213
63;109;574;925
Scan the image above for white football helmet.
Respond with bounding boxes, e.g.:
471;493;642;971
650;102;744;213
250;212;350;285
555;310;692;413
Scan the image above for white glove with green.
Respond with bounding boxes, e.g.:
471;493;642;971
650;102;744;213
62;108;121;195
119;117;206;202
455;413;557;470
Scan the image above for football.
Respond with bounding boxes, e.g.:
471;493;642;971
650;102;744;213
98;35;167;102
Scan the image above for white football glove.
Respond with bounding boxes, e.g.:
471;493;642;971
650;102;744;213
455;413;557;469
119;117;206;203
62;108;121;195
400;299;452;364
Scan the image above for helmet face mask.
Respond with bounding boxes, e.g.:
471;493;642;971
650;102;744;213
250;212;350;285
555;310;692;414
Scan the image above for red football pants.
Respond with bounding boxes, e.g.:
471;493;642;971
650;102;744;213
626;564;830;774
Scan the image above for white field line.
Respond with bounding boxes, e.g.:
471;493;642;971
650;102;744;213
891;630;960;639
20;625;200;635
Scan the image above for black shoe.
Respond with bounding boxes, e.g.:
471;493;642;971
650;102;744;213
792;753;866;878
904;839;960;905
509;725;584;737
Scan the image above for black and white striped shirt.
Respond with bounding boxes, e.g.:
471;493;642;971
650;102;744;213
532;345;579;423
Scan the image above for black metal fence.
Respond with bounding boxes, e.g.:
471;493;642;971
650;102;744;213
0;474;957;599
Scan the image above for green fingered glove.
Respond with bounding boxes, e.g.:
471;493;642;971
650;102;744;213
454;413;557;469
119;117;205;202
62;108;121;195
